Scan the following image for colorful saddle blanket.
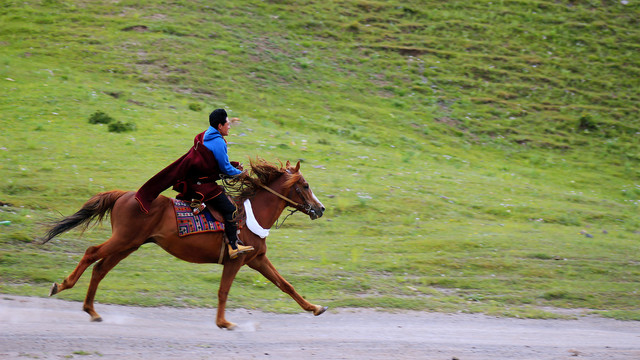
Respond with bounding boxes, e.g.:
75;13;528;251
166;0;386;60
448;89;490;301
173;199;224;237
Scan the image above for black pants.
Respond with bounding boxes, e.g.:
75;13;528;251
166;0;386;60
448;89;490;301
206;192;239;248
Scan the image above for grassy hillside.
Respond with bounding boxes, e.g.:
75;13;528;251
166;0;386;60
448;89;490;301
1;0;639;320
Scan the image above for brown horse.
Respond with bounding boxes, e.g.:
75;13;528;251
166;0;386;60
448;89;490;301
41;159;327;329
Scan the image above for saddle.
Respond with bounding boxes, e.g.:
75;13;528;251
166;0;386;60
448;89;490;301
172;197;245;237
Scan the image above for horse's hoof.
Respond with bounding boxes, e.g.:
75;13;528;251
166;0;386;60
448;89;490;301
313;306;328;316
217;321;237;330
49;283;58;296
90;316;103;322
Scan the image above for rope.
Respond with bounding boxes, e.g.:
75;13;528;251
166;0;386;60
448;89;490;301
257;183;303;209
275;208;298;229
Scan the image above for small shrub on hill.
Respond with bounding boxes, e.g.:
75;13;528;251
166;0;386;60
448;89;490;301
188;103;202;111
108;121;137;133
88;110;114;124
578;114;598;132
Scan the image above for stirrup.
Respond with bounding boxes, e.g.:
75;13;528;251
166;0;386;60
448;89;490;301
228;244;254;259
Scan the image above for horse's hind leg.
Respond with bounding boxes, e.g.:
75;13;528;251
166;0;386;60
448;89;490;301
50;234;136;296
248;255;327;316
82;247;138;322
50;243;104;296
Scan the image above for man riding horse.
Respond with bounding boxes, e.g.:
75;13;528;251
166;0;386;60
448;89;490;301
135;108;254;259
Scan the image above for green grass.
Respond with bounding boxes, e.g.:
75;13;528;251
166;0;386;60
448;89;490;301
1;0;639;321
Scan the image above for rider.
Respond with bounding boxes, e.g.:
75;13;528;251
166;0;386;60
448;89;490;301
134;108;254;259
202;109;254;259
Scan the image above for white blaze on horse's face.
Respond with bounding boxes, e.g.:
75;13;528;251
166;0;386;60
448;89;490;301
311;191;324;213
306;185;325;220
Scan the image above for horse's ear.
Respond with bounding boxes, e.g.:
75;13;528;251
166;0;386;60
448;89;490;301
294;160;301;172
286;160;291;168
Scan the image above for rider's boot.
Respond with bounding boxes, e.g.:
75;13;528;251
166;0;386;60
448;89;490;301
228;242;254;259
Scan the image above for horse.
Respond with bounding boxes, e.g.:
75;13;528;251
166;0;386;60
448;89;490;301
41;159;327;329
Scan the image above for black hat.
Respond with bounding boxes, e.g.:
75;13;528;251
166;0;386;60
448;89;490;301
209;108;228;127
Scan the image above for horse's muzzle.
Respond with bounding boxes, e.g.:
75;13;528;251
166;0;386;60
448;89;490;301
309;206;324;220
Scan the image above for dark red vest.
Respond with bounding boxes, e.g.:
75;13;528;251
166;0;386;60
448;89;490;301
135;132;225;213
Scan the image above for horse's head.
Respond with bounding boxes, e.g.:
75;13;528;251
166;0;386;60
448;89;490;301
284;161;325;220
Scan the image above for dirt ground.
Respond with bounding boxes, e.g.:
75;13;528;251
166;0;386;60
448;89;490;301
1;295;639;360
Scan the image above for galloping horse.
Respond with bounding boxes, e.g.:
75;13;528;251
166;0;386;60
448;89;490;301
41;159;327;329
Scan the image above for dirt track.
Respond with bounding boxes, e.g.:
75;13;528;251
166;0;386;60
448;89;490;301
1;295;639;360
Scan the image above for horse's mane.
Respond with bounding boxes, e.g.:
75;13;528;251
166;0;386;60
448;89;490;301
221;158;302;202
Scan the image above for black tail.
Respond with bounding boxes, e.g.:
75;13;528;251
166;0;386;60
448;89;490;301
40;190;129;244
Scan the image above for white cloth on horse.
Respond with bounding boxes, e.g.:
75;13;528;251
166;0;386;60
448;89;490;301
244;199;270;238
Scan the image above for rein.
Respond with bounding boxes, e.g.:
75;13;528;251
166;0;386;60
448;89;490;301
258;183;309;213
220;173;307;212
220;171;313;230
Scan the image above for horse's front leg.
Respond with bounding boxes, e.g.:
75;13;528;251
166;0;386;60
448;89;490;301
248;255;327;316
216;259;244;330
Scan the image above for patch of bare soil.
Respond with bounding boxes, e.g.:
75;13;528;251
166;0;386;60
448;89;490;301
1;295;639;360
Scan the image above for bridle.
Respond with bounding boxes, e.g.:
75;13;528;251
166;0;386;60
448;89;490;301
258;182;316;229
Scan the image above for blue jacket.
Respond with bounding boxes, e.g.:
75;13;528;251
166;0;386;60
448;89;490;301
203;126;242;176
